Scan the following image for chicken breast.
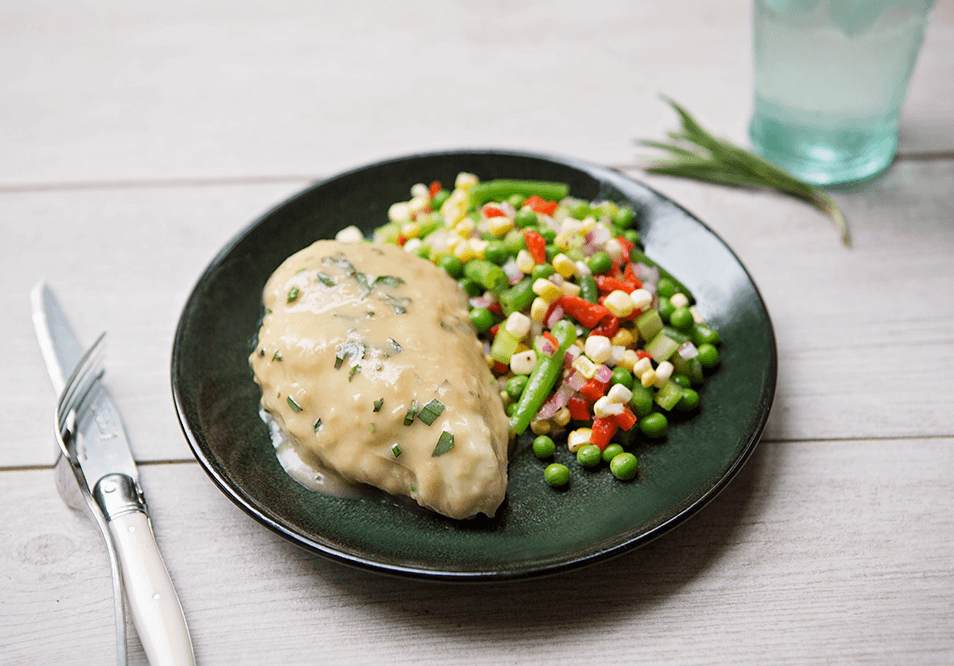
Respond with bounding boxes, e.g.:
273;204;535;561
249;240;509;519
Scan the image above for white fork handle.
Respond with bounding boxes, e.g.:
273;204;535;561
108;512;195;666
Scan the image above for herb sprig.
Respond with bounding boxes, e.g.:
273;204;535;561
638;98;850;246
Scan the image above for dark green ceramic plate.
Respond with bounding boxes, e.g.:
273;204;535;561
172;149;776;581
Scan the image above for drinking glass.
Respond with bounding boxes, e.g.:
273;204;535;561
749;0;936;185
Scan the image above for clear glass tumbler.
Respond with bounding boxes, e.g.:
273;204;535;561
749;0;935;185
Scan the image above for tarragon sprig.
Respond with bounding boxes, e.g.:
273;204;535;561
638;98;850;246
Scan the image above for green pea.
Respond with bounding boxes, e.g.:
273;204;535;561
545;244;559;262
437;255;463;279
676;388;700;412
576;444;602;467
656;277;677;299
483;241;510;265
602;443;624;463
657;296;675;322
515;210;538;227
568;200;591;219
531;263;556;281
587;251;612;275
431;189;451;210
532;435;556;459
537;226;557;244
669;307;694;330
671;373;692;388
614;206;636;228
503;229;526;255
507;194;526;208
692;322;721;346
610;452;639;480
544;463;570;487
458;277;483;298
610;367;634;390
639;412;668;439
621;229;641;246
414;245;431;259
469;307;496;333
505;375;529;401
628;383;655;417
697;343;719;368
506;402;518;417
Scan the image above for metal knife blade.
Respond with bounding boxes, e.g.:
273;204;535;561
31;281;195;666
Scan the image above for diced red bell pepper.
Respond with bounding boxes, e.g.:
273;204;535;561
635;350;651;360
556;295;611;328
591;314;620;338
483;205;507;218
616;235;635;260
487;323;499;341
429;181;442;198
492;361;509;375
623;262;643;290
542;330;559;350
613;405;638;431
397;236;407;246
524;229;547;264
567;395;590;421
488;302;503;317
595;275;631;294
591;416;619;451
524;195;559;216
579;377;608;402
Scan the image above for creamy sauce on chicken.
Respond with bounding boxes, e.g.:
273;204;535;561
249;240;509;519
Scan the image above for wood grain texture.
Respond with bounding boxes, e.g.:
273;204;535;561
1;0;951;188
2;439;952;665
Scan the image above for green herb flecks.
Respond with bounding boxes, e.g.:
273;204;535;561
287;287;300;303
272;350;282;362
313;418;323;432
349;364;361;382
287;396;302;413
638;97;850;246
335;340;367;370
432;431;455;457
403;400;420;426
317;272;336;287
390;443;402;457
373;398;384;412
379;294;410;315
369;422;376;433
417;399;445;426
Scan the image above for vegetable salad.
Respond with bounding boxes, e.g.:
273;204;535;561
349;172;720;485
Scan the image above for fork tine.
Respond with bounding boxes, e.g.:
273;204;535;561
56;333;107;436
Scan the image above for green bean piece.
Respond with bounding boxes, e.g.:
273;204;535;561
692;322;721;346
532;435;556;459
463;259;509;294
499;278;535;316
509;320;577;435
578;275;599;303
469;179;570;207
544;463;570;487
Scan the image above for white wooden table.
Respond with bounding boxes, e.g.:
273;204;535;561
3;1;953;664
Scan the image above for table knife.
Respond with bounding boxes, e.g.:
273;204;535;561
31;282;195;666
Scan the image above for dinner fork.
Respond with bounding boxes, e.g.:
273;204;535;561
54;333;129;666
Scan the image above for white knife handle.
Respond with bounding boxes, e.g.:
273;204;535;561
108;512;195;666
94;474;195;666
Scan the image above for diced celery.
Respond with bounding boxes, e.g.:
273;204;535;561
490;329;520;364
636;308;663;341
671;353;704;384
654;380;684;411
374;223;400;245
645;332;680;363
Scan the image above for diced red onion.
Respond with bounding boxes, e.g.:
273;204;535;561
537;336;557;357
563;346;581;370
678;341;699;359
566;368;586;390
502;259;523;285
595;364;613;383
470;296;492;309
634;262;660;285
545;304;564;329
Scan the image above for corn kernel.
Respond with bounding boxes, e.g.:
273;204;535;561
454;217;475;237
630;288;653;311
532;278;563;303
388;201;412;223
572;355;600;379
407;195;430;215
603;290;635;318
654;360;674;386
607;383;633;404
632;357;652;378
552;253;577;278
441;190;468;226
553;231;571;251
505;312;533;339
403;238;423;254
410;183;429;198
575;260;592;277
584;335;612;364
455;172;479;191
593;396;625;418
530;297;549;323
510;350;537;375
334;225;363;244
401;221;421;239
567;428;593;452
619;349;639;372
609;345;626;367
689;305;705;323
470;238;490;259
499;390;511;406
580;216;596;233
487;215;514;237
516;249;536;273
641;368;657;388
553;407;571;427
605;237;624;262
670;293;690;309
453;241;477;262
561;281;581;297
611;329;634;347
530;419;552;436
